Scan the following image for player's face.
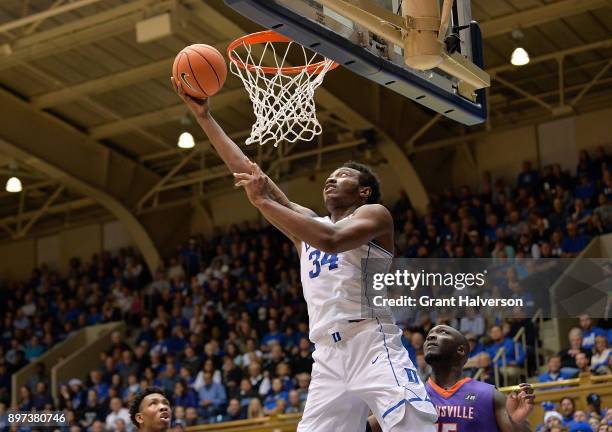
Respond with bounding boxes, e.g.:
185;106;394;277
323;167;363;209
136;393;171;431
424;325;463;364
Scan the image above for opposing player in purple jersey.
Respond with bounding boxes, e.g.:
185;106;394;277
369;325;535;432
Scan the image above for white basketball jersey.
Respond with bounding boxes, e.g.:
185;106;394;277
300;215;394;342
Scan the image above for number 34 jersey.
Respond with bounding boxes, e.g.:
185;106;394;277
425;378;501;432
299;215;394;343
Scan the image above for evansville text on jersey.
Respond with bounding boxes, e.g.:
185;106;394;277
435;405;475;420
372;295;524;308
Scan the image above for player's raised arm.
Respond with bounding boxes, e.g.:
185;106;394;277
172;77;252;174
494;384;535;432
171;78;317;218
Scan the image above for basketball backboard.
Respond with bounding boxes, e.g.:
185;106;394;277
224;0;488;126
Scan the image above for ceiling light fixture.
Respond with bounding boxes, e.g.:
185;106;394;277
178;116;196;149
6;176;22;193
6;161;22;193
510;29;530;66
177;132;195;149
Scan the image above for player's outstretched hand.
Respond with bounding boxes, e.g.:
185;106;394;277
506;383;535;425
234;161;269;207
171;77;210;118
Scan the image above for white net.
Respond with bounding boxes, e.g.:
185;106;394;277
229;35;336;147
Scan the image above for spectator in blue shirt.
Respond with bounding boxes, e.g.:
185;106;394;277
575;176;597;205
263;378;289;414
160;363;180;396
570;198;593;231
197;371;227;419
577;149;596;180
24;336;44;362
261;320;286;348
579;314;606;351
539;355;576;382
485;325;524;367
561;223;590;257
559;397;576;426
517;160;539;190
135;316;155;345
32;382;52;410
89;370;109;402
173;380;198;408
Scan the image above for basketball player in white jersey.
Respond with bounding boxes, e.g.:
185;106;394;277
173;78;437;432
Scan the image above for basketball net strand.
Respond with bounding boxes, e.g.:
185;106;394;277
229;40;335;147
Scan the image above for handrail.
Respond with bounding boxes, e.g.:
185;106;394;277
499;373;612;393
473;308;544;386
493;346;506;388
512;326;527;381
187;413;302;432
185;375;612;432
531;309;543;324
531;309;544;372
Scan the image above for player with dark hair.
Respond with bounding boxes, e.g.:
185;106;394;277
129;387;171;431
173;81;437;431
368;325;535;432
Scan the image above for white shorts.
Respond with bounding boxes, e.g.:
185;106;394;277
298;319;438;432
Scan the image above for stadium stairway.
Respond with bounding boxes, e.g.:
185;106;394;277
11;321;125;406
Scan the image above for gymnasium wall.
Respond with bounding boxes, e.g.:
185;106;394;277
0;220;133;282
445;106;612;191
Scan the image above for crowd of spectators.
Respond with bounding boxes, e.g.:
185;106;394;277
392;147;612;260
0;148;611;431
536;394;611;432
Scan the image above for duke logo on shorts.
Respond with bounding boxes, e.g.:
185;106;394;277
298;216;438;432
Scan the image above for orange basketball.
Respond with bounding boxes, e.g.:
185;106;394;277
173;44;227;98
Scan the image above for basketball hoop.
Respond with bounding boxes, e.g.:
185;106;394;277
228;30;338;147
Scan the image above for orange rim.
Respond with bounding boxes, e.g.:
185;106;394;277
227;30;338;75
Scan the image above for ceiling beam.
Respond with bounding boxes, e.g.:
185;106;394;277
0;0;176;71
16;185;65;237
30;40;230;109
492;76;612;111
479;0;610;38
88;88;246;139
0;197;96;226
411;95;612;155
488;38;612;75
0;0;105;34
0;87;165;270
140;129;252;163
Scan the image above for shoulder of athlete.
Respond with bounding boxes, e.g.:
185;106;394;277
353;203;393;225
493;389;507;409
353;204;394;251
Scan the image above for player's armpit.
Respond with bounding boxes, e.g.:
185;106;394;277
367;415;382;432
321;204;392;253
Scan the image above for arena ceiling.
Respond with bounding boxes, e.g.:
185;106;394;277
0;0;610;250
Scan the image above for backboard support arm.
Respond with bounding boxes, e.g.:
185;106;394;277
317;0;490;99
